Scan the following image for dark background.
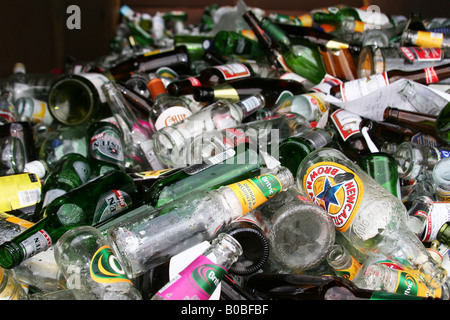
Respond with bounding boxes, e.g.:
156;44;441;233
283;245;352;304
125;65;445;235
1;0;449;78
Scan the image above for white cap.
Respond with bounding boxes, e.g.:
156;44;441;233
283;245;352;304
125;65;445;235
24;160;48;179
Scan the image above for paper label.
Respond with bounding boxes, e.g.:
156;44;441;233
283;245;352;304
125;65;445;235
424;67;440;84
90;245;132;284
93;190;133;225
90;127;124;164
213;63;251;80
415;31;444;48
340;73;389;102
154;106;192;130
0;173;42;211
303;162;364;232
156;254;226;300
422;202;450;242
330;109;362;141
19;229;52;260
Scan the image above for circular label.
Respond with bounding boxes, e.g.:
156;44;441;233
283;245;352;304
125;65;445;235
303;162;364;232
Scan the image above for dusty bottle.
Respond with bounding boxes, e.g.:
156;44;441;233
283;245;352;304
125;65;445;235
0;170;139;269
54;226;142;300
106;167;294;278
297;147;448;289
151;233;242;300
152;95;266;167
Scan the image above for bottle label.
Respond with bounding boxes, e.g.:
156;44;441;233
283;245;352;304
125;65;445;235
213;63;251;80
187;77;202;87
154;106;193;131
302;162;364;232
90;128;125;164
354;8;391;26
422;202;450;242
19;229;52;260
5;215;34;229
339;73;389;102
90;245;132;284
0;173;41;212
304;93;329;117
330;109;362;141
0;109;15;123
415;31;444;48
333;256;361;281
79;73;109;103
227;174;283;215
42;188;67;208
391;268;441;298
310;74;343;94
399;47;442;62
92;190;133;225
132;169;175;179
155;254;226;300
424;67;440;84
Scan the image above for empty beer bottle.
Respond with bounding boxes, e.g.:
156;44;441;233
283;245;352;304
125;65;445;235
383;107;439;140
206;30;266;60
151;233;242;300
402;29;450;48
326;244;361;281
106;167;294;278
0;170;139;269
436;102;450;145
103;46;192;81
167;62;257;96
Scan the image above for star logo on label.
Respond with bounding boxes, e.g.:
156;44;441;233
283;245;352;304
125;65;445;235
316;176;343;211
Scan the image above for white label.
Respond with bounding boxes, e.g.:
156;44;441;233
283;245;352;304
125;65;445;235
42;188;67;208
17;188;41;207
79;73;110;103
422;202;450;242
20;230;52;259
213;63;251;80
355;8;391;26
331;109;362;141
155;106;193;131
340;73;389;102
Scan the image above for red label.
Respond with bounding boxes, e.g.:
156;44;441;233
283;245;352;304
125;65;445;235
424;67;439;84
187;77;202;87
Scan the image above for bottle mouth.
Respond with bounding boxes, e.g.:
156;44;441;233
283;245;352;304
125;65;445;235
0;242;20;269
153;127;188;167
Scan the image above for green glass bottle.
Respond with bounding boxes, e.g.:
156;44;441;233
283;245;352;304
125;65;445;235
207;30;266;59
144;142;271;208
312;5;393;28
33;153;91;220
436;102;450;145
87;121;125;178
0;170;139;269
258;16;326;84
275;128;333;177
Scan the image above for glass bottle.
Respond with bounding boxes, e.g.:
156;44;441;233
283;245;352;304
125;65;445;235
357;46;450;78
0;267;28;300
433;157;450;201
224;219;269;276
54;226;142;300
272;91;330;122
87;121;125;178
257;14;326;84
207;30;266;60
0;136;24;176
406;195;440;242
103;45;192;81
167;62;257;96
148;78;195;130
0;121;37;165
296;147;448;289
152;95;265;167
326;244;362;281
193;76;305;108
251;188;335;273
0;170;139;269
330;63;450;101
14;96;54;125
436;102;450;145
275;128;333;176
151;233;242;300
402;29;450;48
245;273;425;300
383;107;439;140
393;141;444;181
33;153;91;220
47;73;111;126
106;168;294;278
0;91;17;126
102;81;152;172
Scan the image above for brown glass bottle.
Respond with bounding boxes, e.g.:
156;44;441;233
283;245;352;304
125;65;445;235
167;62;257;96
193;77;305;108
330;63;450;101
383;107;437;137
359;118;417;148
104;46;192;81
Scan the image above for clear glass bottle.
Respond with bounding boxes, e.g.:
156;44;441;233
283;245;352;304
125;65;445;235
54;226;142;300
327;244;361;281
433;157;450;201
272;92;330;122
251;187;335;273
0;136;24;175
0;267;28;300
106;168;294;278
0;91;16;125
151;233;242;300
152;95;265;167
401;29;450;48
296;147;447;289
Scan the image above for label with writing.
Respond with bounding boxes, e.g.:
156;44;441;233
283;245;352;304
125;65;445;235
154;106;192;131
19;229;52;260
213;63;251;80
415;31;444;48
331;109;362;141
90;245;132;284
340;73;389;102
90;128;124;164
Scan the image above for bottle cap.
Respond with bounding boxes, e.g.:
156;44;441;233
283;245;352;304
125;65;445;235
147;78;167;98
13;62;26;74
23;160;48;179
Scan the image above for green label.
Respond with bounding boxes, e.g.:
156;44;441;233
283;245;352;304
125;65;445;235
90;245;131;284
90;128;124;164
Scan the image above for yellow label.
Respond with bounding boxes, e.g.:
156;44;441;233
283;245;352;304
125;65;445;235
415;31;444;48
144;47;174;57
227;174;283;215
334;256;361;281
5;215;34;229
133;169;175;179
213;85;240;101
0;173;41;212
353;20;366;33
303;162;364;233
298;14;313;27
90;245;132;284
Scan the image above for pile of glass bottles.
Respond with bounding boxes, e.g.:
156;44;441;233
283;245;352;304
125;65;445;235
0;0;449;301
